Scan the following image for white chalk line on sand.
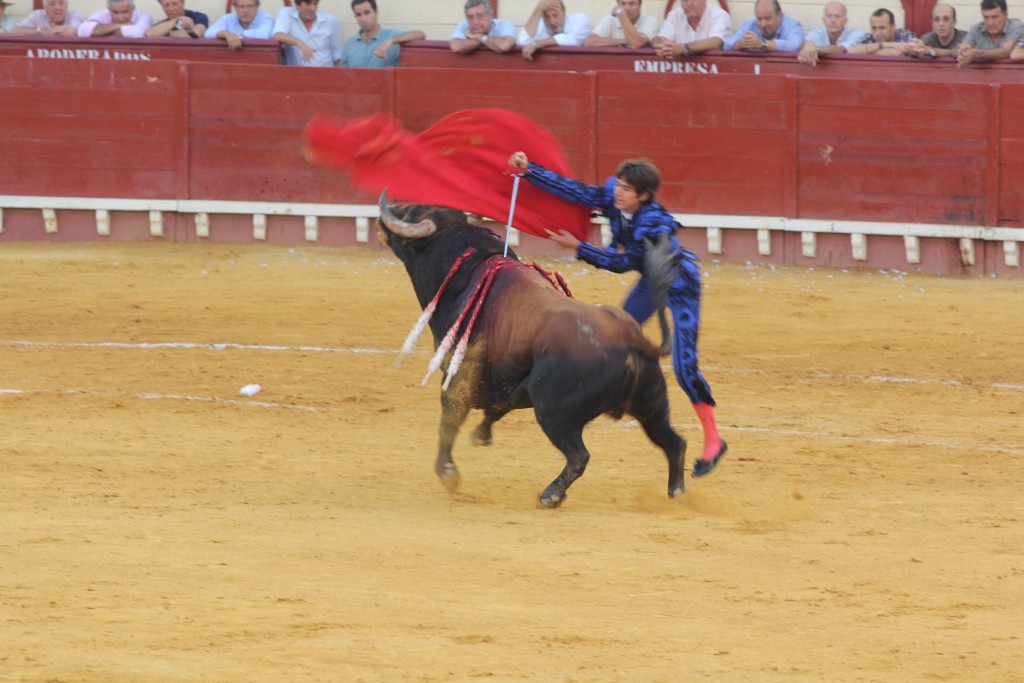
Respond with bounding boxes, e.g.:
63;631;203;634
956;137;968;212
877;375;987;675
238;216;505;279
2;339;1022;456
4;385;1019;457
0;387;338;412
2;339;389;354
604;420;1023;457
4;338;1023;393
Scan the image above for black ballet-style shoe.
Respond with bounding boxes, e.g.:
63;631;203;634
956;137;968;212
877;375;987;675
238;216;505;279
692;440;728;478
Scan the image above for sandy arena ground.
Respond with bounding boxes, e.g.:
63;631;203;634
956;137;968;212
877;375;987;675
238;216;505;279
1;240;1022;682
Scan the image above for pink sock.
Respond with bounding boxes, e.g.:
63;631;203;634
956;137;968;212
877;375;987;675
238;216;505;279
693;402;723;461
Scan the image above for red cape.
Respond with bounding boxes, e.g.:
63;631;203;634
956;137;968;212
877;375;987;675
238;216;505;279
302;109;592;241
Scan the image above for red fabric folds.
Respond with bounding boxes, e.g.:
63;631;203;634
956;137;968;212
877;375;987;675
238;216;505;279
302;109;592;241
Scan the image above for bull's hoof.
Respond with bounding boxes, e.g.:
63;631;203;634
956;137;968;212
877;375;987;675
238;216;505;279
669;484;685;498
538;491;565;509
437;464;461;493
470;424;492;446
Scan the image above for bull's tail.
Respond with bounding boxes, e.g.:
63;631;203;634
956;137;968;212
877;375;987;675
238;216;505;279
631;333;664;361
643;232;677;357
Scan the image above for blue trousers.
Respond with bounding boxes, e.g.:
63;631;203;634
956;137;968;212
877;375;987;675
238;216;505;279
622;257;715;407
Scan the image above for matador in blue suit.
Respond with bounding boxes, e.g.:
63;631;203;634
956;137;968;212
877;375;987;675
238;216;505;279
508;151;727;477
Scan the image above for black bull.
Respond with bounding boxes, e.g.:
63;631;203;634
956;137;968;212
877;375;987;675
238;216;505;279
378;192;686;507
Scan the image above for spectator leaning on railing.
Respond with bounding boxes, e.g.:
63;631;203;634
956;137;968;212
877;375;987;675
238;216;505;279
956;0;1023;67
11;0;84;36
848;8;916;55
724;0;804;53
206;0;275;49
77;0;153;37
584;0;658;49
272;0;343;67
652;0;732;59
147;0;208;38
449;0;516;54
517;0;592;61
797;1;864;66
0;0;17;34
906;3;965;58
341;0;424;68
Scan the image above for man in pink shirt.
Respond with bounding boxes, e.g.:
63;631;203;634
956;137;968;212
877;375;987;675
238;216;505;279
12;0;85;36
78;0;153;37
11;0;83;35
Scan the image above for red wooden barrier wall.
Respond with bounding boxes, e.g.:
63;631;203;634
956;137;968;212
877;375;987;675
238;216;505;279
2;53;1023;274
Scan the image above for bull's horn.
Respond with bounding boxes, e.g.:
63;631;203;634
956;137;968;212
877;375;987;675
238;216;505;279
378;188;436;239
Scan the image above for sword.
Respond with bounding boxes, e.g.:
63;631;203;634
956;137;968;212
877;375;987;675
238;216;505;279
503;173;521;258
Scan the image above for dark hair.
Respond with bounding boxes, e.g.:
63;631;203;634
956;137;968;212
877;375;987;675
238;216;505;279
295;0;318;5
352;0;376;9
464;0;494;14
871;8;895;24
616;159;661;202
980;0;1007;13
756;0;782;15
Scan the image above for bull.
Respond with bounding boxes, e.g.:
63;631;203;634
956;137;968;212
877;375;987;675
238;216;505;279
377;190;686;508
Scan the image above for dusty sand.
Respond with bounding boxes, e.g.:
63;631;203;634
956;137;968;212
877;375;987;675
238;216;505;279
1;241;1022;682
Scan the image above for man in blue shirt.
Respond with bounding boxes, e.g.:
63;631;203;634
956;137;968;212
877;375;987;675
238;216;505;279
341;0;424;68
449;0;516;54
797;1;865;65
207;0;275;50
725;0;804;52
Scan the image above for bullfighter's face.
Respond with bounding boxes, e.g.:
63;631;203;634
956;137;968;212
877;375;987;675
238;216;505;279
614;178;647;214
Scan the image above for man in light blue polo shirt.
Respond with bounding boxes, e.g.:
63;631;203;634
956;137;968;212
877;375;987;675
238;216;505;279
450;0;516;54
341;0;424;68
797;1;865;65
207;0;274;50
725;0;804;53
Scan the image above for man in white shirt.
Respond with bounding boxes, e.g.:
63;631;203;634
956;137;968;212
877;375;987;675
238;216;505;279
272;0;343;67
653;0;732;59
517;0;592;61
584;0;659;49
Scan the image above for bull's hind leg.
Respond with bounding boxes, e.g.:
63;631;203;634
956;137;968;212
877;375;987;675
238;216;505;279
436;390;471;493
639;414;687;498
631;371;688;498
471;407;509;446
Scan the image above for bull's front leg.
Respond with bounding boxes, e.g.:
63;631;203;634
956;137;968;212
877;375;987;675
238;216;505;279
436;388;470;492
539;443;590;508
535;417;591;508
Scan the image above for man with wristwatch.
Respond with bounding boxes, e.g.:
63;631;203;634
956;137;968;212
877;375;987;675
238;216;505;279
11;0;85;36
585;0;658;49
449;0;515;54
907;4;965;59
724;0;804;53
849;8;917;55
653;0;731;59
146;0;208;39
